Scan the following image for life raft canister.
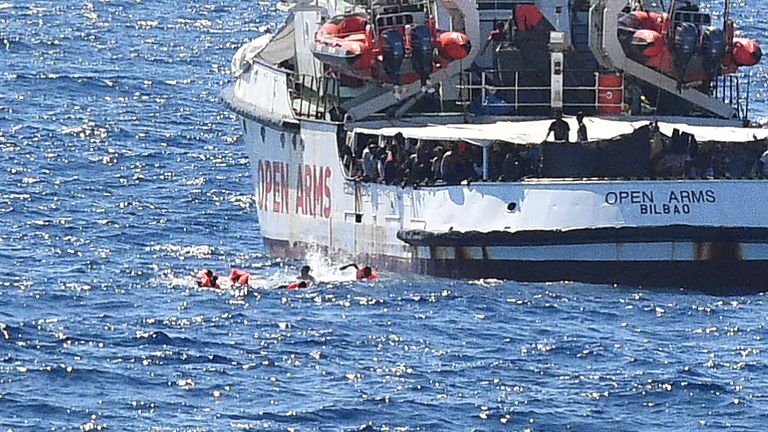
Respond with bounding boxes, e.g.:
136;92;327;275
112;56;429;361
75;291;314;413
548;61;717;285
229;268;251;285
732;37;762;66
515;5;544;31
436;31;472;61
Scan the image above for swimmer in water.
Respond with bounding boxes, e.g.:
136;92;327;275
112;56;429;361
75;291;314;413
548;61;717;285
339;263;378;280
297;265;317;285
277;265;316;289
196;269;221;289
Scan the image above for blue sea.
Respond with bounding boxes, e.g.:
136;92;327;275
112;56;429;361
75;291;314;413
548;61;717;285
2;0;768;430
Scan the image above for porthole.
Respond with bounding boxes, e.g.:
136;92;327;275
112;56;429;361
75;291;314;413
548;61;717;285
507;202;517;211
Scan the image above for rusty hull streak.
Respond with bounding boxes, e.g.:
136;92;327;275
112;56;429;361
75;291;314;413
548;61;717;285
694;242;744;261
456;246;474;261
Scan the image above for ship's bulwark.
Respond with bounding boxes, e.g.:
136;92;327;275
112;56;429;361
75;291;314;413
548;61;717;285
400;226;768;294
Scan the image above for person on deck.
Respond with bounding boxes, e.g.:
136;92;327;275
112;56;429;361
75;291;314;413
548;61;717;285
576;112;588;144
545;109;570;142
339;263;378;280
361;141;379;181
383;145;400;185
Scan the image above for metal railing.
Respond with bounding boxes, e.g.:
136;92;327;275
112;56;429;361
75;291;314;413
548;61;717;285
290;74;342;121
475;0;533;10
712;72;750;121
456;69;624;112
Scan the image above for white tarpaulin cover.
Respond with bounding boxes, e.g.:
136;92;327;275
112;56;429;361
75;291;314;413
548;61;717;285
353;117;768;145
656;122;768;143
353;117;648;146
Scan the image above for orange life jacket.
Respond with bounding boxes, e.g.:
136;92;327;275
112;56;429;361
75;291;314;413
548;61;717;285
228;268;251;285
287;280;310;290
356;268;378;280
197;270;220;289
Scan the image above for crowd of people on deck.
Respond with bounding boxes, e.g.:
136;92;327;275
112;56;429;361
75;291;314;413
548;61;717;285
338;110;597;185
340;131;547;186
649;123;768;179
339;110;768;183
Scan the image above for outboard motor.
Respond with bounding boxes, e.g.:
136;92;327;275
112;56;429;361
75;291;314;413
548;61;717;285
673;22;698;88
409;24;433;86
380;28;405;85
701;26;726;79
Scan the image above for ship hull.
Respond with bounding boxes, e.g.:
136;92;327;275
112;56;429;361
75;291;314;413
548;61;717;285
263;234;768;294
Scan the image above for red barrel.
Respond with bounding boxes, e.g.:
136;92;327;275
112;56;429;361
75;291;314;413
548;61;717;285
597;73;623;114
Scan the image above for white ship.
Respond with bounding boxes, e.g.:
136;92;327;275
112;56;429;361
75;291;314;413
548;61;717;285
222;0;767;293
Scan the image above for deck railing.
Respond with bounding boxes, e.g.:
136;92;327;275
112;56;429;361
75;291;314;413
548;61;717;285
458;68;751;119
456;69;624;113
289;74;342;121
712;72;750;121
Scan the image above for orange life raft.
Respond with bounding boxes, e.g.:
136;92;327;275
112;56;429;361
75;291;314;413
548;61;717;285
310;14;470;85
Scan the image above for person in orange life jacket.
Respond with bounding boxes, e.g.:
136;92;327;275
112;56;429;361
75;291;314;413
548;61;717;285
228;268;251;286
339;263;378;280
298;265;317;284
196;269;221;289
277;265;316;289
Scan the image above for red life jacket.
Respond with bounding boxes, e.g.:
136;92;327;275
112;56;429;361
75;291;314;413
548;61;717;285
228;268;250;285
287;280;310;290
197;270;220;289
356;268;378;280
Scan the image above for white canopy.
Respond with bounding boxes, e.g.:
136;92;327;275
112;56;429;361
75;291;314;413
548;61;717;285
353;117;649;146
353;117;768;146
656;122;768;143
